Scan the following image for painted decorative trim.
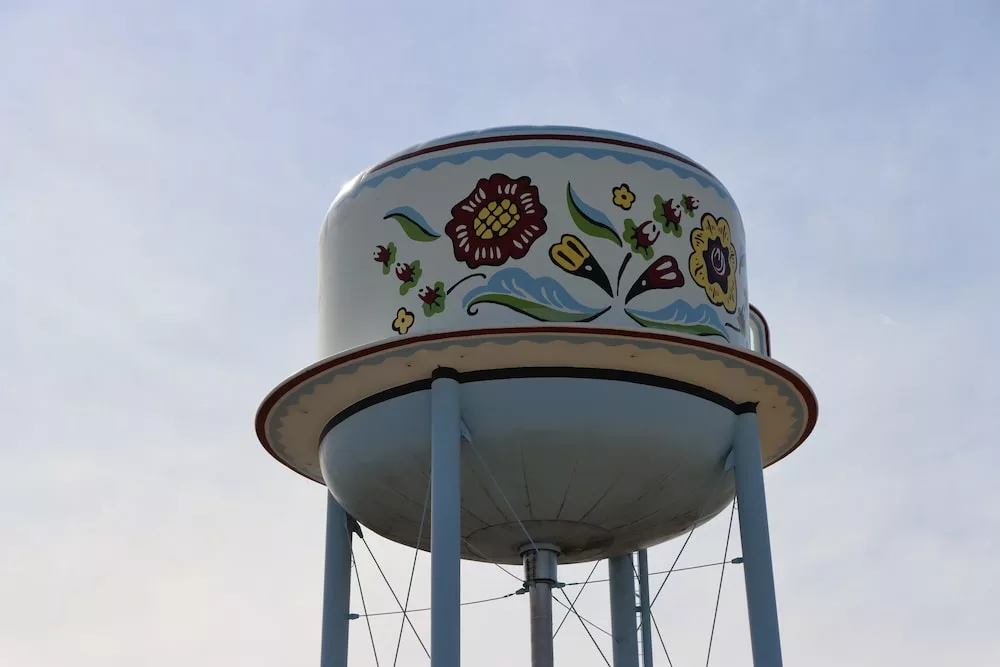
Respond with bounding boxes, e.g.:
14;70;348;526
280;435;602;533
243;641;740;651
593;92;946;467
334;140;733;203
378;126;702;165
371;131;719;181
255;326;819;483
319;367;761;442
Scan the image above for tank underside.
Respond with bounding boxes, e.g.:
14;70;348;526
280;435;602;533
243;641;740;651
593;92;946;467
319;375;738;564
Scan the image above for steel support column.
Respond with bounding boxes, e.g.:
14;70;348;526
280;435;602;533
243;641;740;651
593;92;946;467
608;554;640;667
636;549;654;667
521;544;560;667
320;493;353;667
430;370;462;667
732;409;783;667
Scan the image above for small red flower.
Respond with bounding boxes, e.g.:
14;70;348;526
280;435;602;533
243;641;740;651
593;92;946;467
634;221;659;248
373;243;396;274
395;262;415;283
444;174;548;269
658;198;682;227
417;285;438;305
681;195;700;216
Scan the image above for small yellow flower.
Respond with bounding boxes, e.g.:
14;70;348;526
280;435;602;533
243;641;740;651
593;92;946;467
391;307;415;335
689;213;738;313
549;234;591;272
612;184;636;210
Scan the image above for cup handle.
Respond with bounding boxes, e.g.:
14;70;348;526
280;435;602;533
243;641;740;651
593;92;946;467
748;304;771;357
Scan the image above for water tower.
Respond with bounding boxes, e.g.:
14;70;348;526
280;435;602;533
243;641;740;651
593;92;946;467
255;126;818;667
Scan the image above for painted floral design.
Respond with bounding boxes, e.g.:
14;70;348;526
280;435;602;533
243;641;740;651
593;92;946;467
374;243;397;274
444;174;548;269
612;184;635;210
548;234;613;297
689;213;738;313
417;281;447;317
455;184;724;339
681;195;700;217
624;255;685;303
374;172;740;342
394;260;422;295
652;195;684;237
392;307;415;334
623;219;659;260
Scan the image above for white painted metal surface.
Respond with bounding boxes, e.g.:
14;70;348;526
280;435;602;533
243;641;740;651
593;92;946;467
318;126;751;357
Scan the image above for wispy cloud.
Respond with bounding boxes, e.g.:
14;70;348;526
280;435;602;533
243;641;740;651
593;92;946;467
2;1;998;665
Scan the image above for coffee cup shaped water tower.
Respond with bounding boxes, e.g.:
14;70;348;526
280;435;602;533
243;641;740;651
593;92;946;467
256;126;818;667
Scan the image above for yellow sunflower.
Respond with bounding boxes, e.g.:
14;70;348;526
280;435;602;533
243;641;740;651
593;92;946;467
689;213;738;313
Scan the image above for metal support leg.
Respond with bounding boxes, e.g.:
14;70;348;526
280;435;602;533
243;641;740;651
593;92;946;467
431;370;462;667
521;544;559;667
608;554;640;667
636;550;654;667
732;410;783;667
320;493;353;667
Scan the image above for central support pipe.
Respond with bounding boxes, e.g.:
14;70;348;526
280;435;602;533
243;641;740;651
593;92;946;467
608;554;640;667
521;544;560;667
636;550;654;667
431;370;462;667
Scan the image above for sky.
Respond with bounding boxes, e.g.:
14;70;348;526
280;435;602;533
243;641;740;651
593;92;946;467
2;0;999;664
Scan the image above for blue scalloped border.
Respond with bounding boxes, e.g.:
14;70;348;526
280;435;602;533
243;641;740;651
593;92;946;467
380;125;702;164
338;144;733;203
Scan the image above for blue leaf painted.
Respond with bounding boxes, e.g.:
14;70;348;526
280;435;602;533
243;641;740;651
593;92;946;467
624;300;729;340
566;183;623;246
463;268;609;323
383;206;441;242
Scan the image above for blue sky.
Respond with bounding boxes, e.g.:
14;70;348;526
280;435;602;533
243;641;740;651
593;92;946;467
2;1;999;664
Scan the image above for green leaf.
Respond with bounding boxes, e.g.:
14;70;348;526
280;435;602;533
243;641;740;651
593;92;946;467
625;310;728;339
623;219;637;247
463;268;611;322
466;293;611;322
383;207;441;242
566;183;622;246
672;225;682;238
422;299;446;316
651;194;667;224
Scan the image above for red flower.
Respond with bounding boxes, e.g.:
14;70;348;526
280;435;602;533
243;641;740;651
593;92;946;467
395;262;415;282
444;174;548;269
624;255;685;303
417;285;438;305
681;195;700;216
634;221;660;248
